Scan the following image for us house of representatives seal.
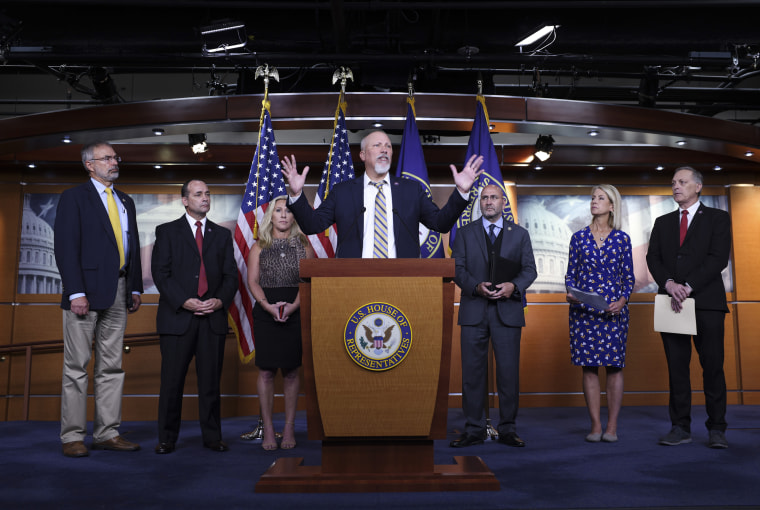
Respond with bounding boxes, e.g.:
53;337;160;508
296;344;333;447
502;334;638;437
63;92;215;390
344;302;413;372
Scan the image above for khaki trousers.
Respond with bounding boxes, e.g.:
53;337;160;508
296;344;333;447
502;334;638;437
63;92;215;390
60;277;127;444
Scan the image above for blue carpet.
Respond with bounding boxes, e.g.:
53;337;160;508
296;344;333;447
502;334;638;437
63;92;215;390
1;406;759;509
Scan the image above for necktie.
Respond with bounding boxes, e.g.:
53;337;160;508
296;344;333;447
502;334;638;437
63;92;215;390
104;188;125;269
370;181;388;258
488;224;497;244
195;221;208;297
679;210;688;246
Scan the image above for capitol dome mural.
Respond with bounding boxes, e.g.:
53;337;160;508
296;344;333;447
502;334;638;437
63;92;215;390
18;194;61;294
517;197;573;293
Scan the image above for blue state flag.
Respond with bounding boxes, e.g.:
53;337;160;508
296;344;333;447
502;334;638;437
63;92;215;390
395;97;443;258
449;95;513;249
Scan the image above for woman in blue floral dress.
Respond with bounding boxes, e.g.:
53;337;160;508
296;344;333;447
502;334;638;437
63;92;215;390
565;184;634;443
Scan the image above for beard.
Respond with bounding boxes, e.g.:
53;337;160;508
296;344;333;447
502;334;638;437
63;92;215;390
374;159;391;175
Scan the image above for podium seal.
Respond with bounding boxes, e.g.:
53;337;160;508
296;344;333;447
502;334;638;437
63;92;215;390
344;302;413;372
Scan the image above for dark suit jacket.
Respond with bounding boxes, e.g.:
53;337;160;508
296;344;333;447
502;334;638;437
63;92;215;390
54;180;143;310
288;175;468;258
646;203;731;312
151;216;237;336
452;219;537;328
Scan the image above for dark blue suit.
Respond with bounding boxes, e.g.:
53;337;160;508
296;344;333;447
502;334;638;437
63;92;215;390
288;176;468;258
55;180;142;309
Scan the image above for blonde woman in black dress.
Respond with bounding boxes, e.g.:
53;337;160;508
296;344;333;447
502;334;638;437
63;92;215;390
247;197;314;450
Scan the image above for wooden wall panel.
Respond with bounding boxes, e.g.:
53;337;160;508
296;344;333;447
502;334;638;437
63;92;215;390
0;305;12;348
736;303;760;392
729;186;760;301
0;184;22;303
12;305;63;344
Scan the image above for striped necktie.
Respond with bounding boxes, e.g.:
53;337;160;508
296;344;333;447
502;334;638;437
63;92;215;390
104;187;125;269
370;181;388;258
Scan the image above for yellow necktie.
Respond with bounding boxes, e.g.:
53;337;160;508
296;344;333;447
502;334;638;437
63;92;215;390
370;181;388;258
105;187;125;269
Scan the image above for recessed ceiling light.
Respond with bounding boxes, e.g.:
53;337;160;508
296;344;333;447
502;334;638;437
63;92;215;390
62;135;72;144
588;130;599;137
713;165;722;171
656;165;664;171
28;163;36;169
372;122;383;128
153;128;165;136
154;165;162;169
596;166;605;171
489;124;496;131
676;140;686;146
745;151;754;157
533;165;543;171
217;165;226;170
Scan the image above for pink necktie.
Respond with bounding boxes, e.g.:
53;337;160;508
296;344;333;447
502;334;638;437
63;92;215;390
195;221;208;297
679;210;688;246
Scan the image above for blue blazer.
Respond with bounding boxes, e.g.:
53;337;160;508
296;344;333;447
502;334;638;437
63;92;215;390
288;175;468;258
452;219;537;328
646;204;731;312
151;216;237;336
54;180;143;310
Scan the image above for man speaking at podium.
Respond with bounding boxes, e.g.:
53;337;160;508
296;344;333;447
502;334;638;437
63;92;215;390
281;130;483;258
450;184;537;449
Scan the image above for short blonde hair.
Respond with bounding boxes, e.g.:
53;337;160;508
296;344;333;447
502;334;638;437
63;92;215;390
592;184;623;230
257;197;308;249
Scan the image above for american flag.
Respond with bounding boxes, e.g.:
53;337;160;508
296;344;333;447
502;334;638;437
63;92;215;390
229;101;286;363
307;95;356;258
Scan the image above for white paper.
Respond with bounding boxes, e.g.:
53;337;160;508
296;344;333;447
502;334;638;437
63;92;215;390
567;285;610;311
653;294;697;335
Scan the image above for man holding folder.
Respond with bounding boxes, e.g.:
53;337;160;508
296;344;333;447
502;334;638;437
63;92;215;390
450;184;536;448
646;166;732;449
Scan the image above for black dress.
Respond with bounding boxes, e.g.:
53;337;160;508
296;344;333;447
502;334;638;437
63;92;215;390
252;237;307;370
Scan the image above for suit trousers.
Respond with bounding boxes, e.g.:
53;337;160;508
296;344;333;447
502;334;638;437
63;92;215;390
460;301;522;438
661;309;727;432
60;276;127;444
157;314;226;444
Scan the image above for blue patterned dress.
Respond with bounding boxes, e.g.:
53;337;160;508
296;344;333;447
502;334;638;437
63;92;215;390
565;227;635;367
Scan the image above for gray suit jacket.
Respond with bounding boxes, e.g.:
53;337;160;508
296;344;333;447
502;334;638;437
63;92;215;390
452;219;537;327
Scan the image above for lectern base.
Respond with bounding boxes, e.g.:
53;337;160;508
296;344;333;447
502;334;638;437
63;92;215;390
254;455;500;493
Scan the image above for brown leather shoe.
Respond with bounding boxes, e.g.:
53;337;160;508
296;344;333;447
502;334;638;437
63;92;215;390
62;440;89;457
92;435;141;451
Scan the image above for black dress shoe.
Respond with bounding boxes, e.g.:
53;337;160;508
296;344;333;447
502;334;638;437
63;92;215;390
498;432;526;447
203;440;229;452
449;434;485;448
154;442;175;454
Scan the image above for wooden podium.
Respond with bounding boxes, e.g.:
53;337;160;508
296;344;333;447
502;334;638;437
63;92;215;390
255;259;499;493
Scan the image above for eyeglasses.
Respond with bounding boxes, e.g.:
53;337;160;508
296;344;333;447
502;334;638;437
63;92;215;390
90;155;122;163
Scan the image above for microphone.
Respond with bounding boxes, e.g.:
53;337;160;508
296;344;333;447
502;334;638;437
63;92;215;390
336;206;366;256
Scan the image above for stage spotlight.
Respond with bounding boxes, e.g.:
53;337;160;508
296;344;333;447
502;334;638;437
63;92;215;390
533;135;555;162
201;21;247;54
189;133;208;154
515;24;559;51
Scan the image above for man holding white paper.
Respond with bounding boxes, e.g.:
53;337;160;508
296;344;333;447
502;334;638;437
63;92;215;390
646;167;732;449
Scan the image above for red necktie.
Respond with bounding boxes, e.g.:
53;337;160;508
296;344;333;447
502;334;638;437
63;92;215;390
195;221;208;297
679;210;688;246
